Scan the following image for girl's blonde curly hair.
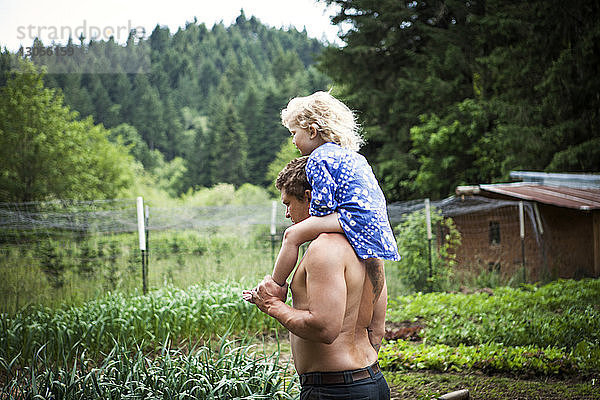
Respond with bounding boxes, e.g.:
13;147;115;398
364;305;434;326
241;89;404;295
281;91;364;152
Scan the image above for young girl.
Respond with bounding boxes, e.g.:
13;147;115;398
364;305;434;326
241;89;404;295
244;91;399;301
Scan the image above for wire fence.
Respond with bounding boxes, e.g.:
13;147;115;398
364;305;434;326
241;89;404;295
0;199;291;313
0;199;293;235
0;195;560;313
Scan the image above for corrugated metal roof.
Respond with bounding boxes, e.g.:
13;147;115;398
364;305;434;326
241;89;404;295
479;183;600;210
509;171;600;188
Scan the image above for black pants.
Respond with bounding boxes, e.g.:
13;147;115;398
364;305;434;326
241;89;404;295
299;367;390;400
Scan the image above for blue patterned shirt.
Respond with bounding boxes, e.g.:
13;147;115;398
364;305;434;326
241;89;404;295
306;143;400;261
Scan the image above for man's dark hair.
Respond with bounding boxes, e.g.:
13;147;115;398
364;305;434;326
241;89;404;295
275;156;311;200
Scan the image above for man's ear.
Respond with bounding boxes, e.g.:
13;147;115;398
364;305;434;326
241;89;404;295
309;123;319;139
304;189;312;202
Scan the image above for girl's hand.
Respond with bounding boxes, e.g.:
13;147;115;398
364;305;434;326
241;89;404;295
242;288;255;303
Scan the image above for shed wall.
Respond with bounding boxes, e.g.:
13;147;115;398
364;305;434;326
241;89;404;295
451;205;543;281
450;196;596;281
539;204;595;279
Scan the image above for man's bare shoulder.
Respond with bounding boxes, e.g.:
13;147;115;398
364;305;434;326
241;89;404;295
305;233;356;263
311;232;351;248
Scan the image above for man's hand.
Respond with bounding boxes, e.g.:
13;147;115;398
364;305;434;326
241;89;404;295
252;275;288;314
242;275;288;304
266;276;288;302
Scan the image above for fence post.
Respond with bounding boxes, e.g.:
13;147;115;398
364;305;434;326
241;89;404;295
144;204;150;288
533;202;547;279
425;198;432;287
136;197;147;294
519;201;526;282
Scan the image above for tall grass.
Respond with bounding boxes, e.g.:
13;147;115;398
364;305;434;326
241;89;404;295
0;282;281;369
148;228;275;289
0;227;276;313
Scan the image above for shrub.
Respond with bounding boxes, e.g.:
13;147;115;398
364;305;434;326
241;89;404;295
393;209;461;293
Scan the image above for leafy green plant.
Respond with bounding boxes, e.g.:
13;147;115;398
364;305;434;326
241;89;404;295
384;279;600;375
104;241;122;290
387;279;600;351
379;339;597;376
393;209;461;293
78;239;97;277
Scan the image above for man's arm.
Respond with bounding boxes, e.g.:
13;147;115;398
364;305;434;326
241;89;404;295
254;239;347;344
367;279;387;352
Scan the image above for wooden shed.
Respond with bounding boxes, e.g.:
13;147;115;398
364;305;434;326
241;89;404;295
451;172;600;281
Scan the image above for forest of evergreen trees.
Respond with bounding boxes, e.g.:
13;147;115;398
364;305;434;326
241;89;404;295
1;2;599;203
1;11;330;201
320;0;600;200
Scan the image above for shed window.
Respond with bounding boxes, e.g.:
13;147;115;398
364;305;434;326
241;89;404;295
489;221;500;245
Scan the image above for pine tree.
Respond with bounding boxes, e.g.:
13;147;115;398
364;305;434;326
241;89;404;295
206;92;248;187
88;74;118;127
184;113;211;188
40;241;67;289
240;84;266;185
319;0;478;199
128;74;167;151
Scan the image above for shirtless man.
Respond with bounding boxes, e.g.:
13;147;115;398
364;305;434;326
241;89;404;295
250;157;390;400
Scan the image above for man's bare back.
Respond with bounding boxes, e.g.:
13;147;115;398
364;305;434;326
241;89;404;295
288;232;384;374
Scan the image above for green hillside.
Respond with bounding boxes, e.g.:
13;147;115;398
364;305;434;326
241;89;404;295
1;11;330;201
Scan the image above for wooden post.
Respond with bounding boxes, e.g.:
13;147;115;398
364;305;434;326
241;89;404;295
438;389;470;400
425;198;432;286
519;201;526;282
144;204;150;286
533;202;547;280
594;211;600;278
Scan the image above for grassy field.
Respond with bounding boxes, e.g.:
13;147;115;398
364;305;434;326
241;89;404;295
0;226;278;313
1;278;599;398
1;224;409;314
